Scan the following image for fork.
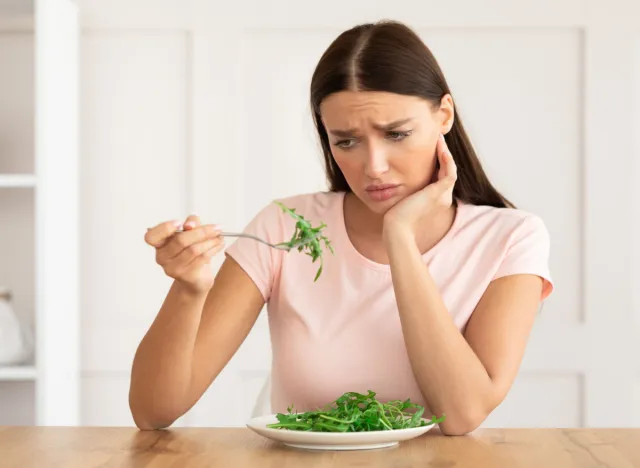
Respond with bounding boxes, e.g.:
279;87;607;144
175;229;313;251
219;231;297;251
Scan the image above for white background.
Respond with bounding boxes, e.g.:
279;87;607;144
1;0;640;429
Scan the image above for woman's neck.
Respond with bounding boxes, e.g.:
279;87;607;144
343;191;385;238
343;191;457;254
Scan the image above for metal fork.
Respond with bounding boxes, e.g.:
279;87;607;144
220;231;297;251
175;229;315;251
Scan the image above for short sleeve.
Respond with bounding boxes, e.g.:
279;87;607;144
224;201;285;302
492;215;554;300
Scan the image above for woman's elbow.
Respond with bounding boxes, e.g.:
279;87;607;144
439;421;478;436
130;408;176;431
438;409;488;436
132;416;161;431
129;394;179;431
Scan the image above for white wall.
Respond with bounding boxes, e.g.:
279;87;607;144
72;0;640;428
79;30;189;425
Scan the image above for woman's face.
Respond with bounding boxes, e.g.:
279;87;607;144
320;90;454;214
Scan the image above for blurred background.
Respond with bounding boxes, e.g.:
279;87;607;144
0;0;639;429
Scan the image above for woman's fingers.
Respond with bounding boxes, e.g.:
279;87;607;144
145;214;224;293
157;224;222;263
167;237;225;274
145;220;183;248
183;214;201;230
184;240;227;269
437;133;457;183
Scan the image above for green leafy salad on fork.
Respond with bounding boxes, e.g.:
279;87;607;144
273;201;334;282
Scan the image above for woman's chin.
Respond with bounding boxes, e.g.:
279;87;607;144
359;194;402;215
347;189;404;216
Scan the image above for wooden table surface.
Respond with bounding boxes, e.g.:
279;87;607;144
1;426;639;468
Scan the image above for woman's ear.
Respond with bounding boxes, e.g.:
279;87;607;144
439;94;455;135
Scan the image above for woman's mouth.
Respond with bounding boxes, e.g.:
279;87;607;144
365;184;400;202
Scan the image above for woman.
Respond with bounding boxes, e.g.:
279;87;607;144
130;20;553;436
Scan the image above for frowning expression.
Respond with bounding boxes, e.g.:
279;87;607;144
320;90;453;214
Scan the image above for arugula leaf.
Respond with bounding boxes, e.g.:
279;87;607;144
266;390;445;432
273;201;334;281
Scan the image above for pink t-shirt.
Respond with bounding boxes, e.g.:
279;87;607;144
224;191;553;414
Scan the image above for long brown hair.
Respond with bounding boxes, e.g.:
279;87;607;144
310;20;514;208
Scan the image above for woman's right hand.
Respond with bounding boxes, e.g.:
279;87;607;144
145;215;225;294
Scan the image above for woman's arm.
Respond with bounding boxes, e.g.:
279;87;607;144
384;226;543;435
129;256;265;430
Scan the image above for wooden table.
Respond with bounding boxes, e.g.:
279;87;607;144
1;426;639;467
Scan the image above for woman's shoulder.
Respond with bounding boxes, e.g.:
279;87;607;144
456;202;553;291
459;201;547;230
225;191;343;301
456;202;553;299
456;201;550;247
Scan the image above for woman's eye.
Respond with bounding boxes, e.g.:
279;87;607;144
335;139;356;149
387;130;412;141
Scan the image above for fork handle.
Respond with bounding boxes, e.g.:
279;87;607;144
173;229;251;239
220;232;286;249
173;229;291;250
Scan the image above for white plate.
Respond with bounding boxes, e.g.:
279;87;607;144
246;414;436;451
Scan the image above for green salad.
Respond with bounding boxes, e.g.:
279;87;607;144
266;390;445;432
274;201;334;281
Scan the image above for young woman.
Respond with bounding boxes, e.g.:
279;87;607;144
130;20;553;436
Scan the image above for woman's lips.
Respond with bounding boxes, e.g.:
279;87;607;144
365;184;400;202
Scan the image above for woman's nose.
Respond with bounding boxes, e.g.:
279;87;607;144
363;142;389;179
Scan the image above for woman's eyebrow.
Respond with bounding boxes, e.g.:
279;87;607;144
329;117;415;137
373;117;415;130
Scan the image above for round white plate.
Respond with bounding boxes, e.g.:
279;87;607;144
246;414;436;451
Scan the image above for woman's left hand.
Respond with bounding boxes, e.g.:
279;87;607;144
383;133;458;237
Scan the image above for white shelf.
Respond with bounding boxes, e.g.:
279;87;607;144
0;174;36;188
0;0;80;425
0;365;37;381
